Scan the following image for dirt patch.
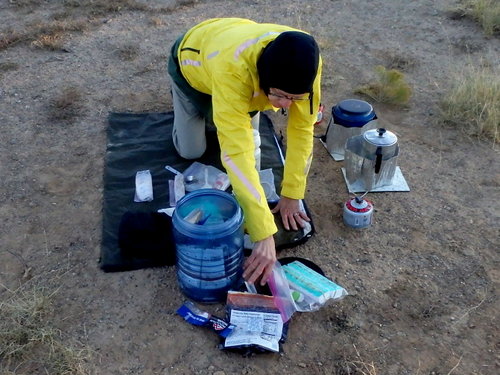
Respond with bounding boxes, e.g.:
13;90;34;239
0;0;498;374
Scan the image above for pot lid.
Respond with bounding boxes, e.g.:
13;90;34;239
363;128;398;146
332;99;376;128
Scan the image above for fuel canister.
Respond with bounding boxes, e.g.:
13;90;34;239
343;196;373;229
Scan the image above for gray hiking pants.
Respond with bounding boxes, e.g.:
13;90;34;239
170;77;260;159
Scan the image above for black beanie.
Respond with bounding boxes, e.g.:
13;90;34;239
257;31;319;95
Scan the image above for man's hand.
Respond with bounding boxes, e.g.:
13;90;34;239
271;196;310;231
243;235;276;286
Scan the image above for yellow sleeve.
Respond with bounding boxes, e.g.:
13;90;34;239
281;59;322;199
211;71;278;242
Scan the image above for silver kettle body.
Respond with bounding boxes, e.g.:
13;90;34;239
345;128;399;191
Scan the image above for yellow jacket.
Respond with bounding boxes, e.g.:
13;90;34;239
178;18;322;242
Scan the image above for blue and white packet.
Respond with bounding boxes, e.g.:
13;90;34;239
177;301;235;338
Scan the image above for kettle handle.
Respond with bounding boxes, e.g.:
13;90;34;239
375;146;383;173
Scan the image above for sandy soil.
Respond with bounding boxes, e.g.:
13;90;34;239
0;0;499;374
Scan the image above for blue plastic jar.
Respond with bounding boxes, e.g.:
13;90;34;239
172;189;244;303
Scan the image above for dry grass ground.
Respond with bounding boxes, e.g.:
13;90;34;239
48;86;85;122
439;63;499;142
0;1;498;374
0;282;91;374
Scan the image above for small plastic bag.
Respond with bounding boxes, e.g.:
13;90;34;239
168;173;185;207
282;261;348;312
267;262;297;322
134;170;153;202
182;162;230;192
259;168;280;202
224;292;285;353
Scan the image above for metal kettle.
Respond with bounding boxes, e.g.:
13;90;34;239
345;128;399;191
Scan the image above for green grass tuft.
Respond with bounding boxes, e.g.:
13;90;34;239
355;65;412;106
455;0;500;35
439;65;499;142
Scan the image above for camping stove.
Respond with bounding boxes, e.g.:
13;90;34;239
343;195;373;229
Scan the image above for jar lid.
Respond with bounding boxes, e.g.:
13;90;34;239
332;99;376;128
363;128;398;146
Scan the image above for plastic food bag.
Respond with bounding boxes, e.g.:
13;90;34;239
223;292;287;353
168;173;185;207
182;162;230;192
259;168;280;202
282;261;348;312
134;170;153;202
267;262;296;322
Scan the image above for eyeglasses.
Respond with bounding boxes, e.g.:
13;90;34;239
268;91;309;101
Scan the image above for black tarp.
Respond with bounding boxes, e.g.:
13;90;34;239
100;112;314;272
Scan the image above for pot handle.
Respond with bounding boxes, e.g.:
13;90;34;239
375;146;383;173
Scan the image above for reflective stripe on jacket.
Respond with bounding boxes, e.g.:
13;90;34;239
177;18;322;242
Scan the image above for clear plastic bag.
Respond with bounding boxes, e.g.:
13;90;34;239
282;261;348;312
267;262;296;322
168;173;185;207
223;292;285;353
259;168;280;202
182;162;230;192
134;170;153;202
